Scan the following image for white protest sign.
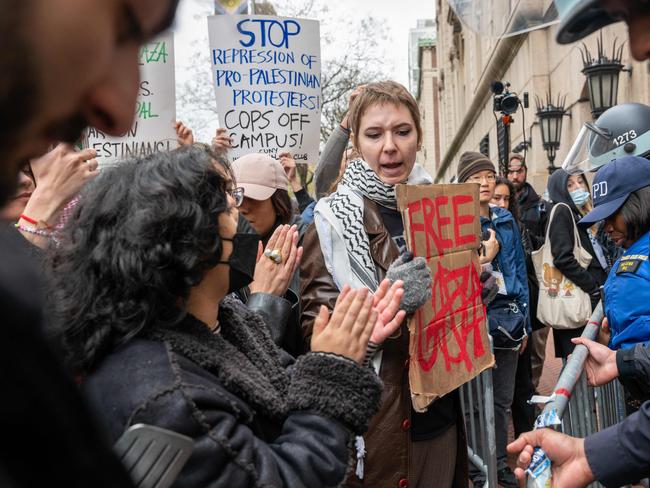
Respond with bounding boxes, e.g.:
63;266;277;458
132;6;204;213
87;32;177;165
208;15;321;163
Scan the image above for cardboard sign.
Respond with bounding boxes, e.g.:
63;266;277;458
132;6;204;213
87;32;177;165
397;183;494;411
207;15;321;163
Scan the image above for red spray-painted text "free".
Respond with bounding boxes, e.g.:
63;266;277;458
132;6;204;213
407;195;475;257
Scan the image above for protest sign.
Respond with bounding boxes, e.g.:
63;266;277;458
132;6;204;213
207;15;321;163
397;183;494;411
86;32;177;165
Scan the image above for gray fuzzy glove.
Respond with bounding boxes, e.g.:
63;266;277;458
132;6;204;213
386;252;432;314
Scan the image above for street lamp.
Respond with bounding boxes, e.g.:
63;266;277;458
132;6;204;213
536;94;568;174
580;34;625;119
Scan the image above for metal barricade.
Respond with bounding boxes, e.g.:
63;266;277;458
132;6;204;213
460;338;498;488
531;302;631;487
559;361;627;438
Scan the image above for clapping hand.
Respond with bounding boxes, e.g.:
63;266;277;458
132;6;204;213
310;279;405;365
249;224;303;296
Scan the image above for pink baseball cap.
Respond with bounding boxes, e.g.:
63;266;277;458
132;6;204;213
232;153;289;201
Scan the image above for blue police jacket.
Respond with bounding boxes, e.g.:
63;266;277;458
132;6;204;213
605;230;650;350
481;205;531;333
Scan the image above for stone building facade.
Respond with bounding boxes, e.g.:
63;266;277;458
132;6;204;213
417;40;441;170
428;0;650;192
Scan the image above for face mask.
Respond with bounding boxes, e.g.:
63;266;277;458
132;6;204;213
570;188;590;207
220;233;259;293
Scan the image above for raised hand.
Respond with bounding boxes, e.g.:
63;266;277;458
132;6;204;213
370;279;406;344
20;143;99;246
278;151;302;192
211;128;233;152
174;121;194;146
311;286;377;364
341;85;366;130
249;224;302;296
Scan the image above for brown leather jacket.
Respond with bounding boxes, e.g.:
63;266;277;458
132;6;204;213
300;197;468;488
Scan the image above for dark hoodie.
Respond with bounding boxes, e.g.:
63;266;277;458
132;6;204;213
546;169;608;306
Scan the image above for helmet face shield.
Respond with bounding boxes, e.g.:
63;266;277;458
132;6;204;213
447;0;559;38
562;104;650;174
561;124;612;174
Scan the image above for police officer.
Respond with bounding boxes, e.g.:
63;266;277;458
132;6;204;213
507;2;650;486
577;157;650;350
510;156;650;487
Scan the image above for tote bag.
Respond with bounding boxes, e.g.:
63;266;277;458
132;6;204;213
532;203;592;329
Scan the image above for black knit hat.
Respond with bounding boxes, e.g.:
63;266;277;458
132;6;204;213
457;152;496;183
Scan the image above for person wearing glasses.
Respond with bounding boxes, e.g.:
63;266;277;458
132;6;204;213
457;151;530;488
230;152;309;356
50;145;407;488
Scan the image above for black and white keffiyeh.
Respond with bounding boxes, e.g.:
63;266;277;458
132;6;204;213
314;159;432;292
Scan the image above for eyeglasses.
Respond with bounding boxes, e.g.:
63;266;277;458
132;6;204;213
467;173;496;184
228;187;244;207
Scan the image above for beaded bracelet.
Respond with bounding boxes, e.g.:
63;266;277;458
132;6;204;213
15;223;51;238
20;213;52;229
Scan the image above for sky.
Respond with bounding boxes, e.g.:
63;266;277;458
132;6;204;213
172;0;436;141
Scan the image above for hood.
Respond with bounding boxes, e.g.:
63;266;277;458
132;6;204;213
482;205;515;225
518;182;541;209
547;169;582;216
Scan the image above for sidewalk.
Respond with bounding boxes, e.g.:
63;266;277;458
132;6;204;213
536;330;563;398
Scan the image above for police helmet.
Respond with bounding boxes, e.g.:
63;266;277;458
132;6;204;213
562;103;650;174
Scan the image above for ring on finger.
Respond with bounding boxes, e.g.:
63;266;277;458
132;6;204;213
264;248;282;264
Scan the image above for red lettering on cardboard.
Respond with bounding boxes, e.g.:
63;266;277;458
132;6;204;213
408;196;470;258
452;194;476;247
415;259;486;373
407;200;423;256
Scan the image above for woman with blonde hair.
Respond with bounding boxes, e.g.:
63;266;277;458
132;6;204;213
300;81;468;488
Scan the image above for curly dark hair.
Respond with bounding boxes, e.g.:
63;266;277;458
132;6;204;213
48;145;231;372
495;176;520;222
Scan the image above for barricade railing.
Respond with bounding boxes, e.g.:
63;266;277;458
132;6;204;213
459;337;498;488
528;302;645;488
559;361;627;439
460;302;636;487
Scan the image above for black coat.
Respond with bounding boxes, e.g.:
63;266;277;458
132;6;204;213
0;225;134;487
547;170;608;301
585;400;650;487
83;297;382;488
518;182;548;251
517;183;549;331
547;170;609;356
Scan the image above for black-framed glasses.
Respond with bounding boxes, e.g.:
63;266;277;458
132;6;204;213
228;187;244;207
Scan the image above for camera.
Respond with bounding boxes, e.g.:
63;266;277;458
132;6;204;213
491;81;527;115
